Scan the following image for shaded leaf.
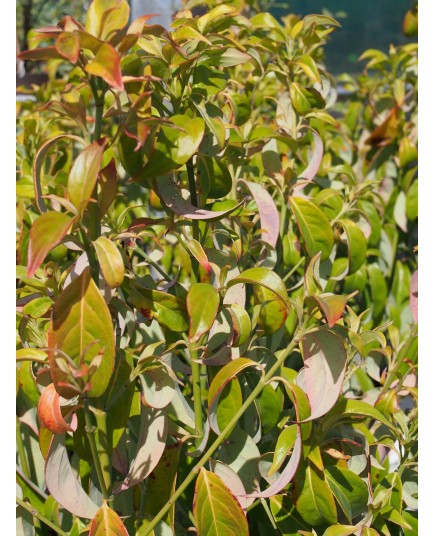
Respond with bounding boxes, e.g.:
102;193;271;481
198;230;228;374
324;466;369;522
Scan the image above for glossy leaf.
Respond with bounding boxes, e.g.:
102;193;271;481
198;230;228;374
68;140;106;215
85;43;124;91
86;0;130;41
187;283;220;343
93;236;125;288
45;434;99;519
133;116;205;180
269;424;298;475
38;384;77;435
193;468;249;536
27;211;73;277
338;219;368;274
48;268;115;398
228;304;251;347
324;466;369;522
89;503;129;535
309;294;347;328
301;329;347;420
290;197;334;259
295;463;338;526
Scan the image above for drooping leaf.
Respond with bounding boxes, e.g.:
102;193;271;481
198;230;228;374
240;180;280;248
141;366;176;409
115;407;168;492
93;236;125;288
193;468;249;536
27;211;74;277
187;283;220;343
269;424;298;475
298;130;324;181
68;140;106;215
290;197;334;259
228;304;251;347
89;502;129;535
48;268;115;398
45;435;99;519
85;43;124;91
99;158;118;217
156;176;245;220
300;329;347;420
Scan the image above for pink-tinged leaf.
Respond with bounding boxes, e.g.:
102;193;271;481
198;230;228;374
18;46;64;61
68;140;106;215
156;176;245;221
85;43;124;91
245;383;302;498
55;32;80;63
99;158;118;217
301;329;347;420
33;135;86;213
127;14;159;34
309;294;347;327
299;130;324;180
45;435;99;519
210;460;254;510
240;179;280;248
38;383;77;435
89;503;128;536
27;212;74;277
114;407;168;493
410;270;418;322
185;239;212;274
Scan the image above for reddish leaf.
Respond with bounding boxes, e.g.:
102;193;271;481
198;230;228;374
27;211;74;277
18;47;64;61
85;43;124;91
38;383;77;435
99;158;118;217
410;269;418;322
55;32;80;63
240;180;280;248
301;329;347;420
89;503;128;535
309;294;347;327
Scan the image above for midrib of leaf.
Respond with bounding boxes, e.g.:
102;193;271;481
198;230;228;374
306;466;327;521
292;201;317;254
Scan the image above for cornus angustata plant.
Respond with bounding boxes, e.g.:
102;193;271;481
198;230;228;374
16;1;418;534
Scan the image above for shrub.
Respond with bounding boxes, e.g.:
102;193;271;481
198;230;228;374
16;1;417;534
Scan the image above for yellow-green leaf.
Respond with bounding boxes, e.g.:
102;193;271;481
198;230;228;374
93;236;125;288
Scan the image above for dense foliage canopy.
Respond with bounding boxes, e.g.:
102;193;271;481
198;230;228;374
16;1;418;534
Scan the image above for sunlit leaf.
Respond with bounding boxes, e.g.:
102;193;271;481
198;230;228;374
187;283;220;343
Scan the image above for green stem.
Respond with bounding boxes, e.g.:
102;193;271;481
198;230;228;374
190;346;204;448
186;159;200;280
16;417;30;479
141;331;302;535
16;497;69;536
83;399;109;500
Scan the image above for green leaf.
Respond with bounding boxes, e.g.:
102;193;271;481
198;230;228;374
27;211;74;277
48;268;115;398
290;197;334;260
85;0;130;41
68;140;106;215
270;494;310;535
193;468;249;536
257;383;283;436
323;525;358;536
269;424;298;475
338;219;368;274
406;179;418;221
228;304;251;347
45;435;99;519
296;54;321;84
187;283;220;342
23;296;53;318
295;463;338;526
216;378;242;433
93;236;125;288
300;329;347;420
324;466;369;522
133;116;205;181
89;503;129;535
130;284;189;332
